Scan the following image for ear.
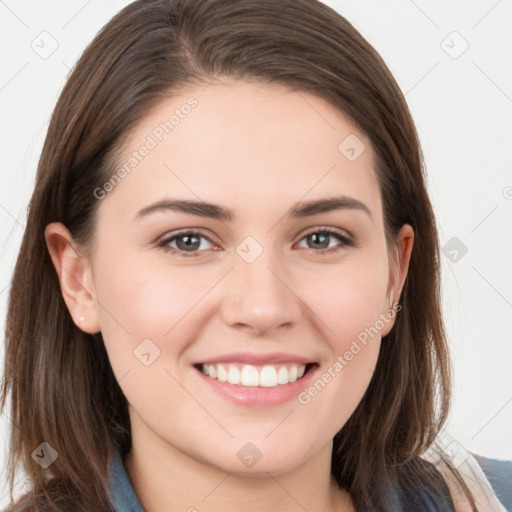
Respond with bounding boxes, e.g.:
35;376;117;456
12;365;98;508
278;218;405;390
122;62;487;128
44;222;101;334
381;224;414;337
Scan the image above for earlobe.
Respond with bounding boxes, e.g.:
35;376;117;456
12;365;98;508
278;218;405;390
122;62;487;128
44;222;101;334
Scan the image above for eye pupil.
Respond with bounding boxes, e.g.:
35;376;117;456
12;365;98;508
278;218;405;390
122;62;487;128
176;235;200;251
308;233;330;249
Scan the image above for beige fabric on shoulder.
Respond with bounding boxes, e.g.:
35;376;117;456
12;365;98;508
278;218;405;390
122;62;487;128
422;435;507;512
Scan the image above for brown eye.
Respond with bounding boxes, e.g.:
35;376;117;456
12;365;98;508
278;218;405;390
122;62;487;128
175;234;202;251
297;229;354;251
305;232;330;249
158;231;216;256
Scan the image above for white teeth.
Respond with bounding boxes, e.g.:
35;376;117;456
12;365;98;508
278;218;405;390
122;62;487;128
241;365;259;386
260;366;278;387
227;366;241;385
200;363;307;387
277;366;289;385
217;364;228;382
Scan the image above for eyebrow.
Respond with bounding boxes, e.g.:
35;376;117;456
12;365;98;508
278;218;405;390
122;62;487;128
133;196;371;222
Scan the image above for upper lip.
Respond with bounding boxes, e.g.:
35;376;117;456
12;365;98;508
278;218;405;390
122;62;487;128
196;352;315;366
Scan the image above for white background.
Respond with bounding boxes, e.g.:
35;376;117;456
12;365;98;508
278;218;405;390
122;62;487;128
1;0;511;505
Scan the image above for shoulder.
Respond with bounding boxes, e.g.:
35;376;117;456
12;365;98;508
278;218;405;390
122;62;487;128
423;447;506;512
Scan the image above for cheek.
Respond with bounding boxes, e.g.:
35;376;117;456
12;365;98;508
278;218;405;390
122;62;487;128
91;253;218;373
91;257;220;428
293;256;389;423
300;255;390;350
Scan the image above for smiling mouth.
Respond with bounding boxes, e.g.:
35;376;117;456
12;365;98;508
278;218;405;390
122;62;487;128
194;362;317;388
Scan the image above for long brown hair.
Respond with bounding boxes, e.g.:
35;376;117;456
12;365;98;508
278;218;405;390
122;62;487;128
1;0;476;510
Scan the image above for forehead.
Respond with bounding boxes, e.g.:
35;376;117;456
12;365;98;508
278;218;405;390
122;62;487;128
99;79;383;223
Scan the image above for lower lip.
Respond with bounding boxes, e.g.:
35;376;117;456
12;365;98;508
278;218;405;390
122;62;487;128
194;365;318;407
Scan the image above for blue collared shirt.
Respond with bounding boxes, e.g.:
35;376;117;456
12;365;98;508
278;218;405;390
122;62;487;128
108;451;145;512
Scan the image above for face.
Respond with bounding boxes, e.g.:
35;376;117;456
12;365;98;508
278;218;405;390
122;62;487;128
76;80;411;475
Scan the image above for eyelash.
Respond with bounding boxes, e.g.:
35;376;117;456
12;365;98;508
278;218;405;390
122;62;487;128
157;228;355;258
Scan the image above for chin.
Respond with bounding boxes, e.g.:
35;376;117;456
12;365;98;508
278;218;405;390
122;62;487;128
199;438;316;477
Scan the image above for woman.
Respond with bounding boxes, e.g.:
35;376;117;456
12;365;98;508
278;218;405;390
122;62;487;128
1;0;505;510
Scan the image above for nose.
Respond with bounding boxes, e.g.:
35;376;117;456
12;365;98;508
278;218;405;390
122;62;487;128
220;255;302;336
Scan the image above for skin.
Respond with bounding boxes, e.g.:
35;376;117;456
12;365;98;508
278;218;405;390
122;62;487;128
46;79;415;512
